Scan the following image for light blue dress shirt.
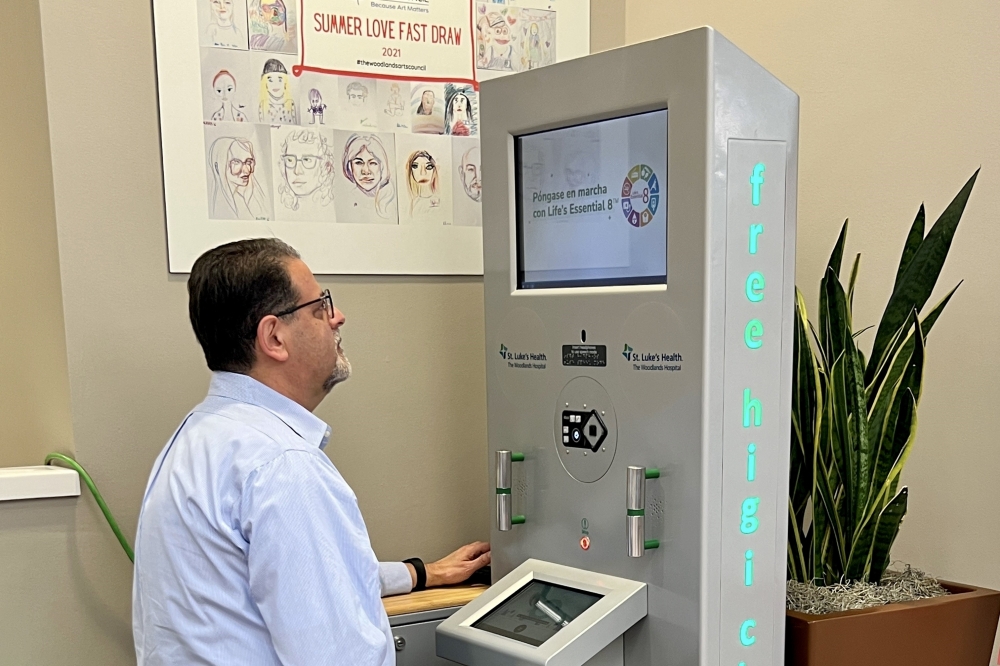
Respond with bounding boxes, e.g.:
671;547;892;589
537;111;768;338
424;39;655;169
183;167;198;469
133;372;412;665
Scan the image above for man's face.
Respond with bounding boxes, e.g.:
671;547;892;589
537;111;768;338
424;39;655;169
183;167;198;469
282;137;328;197
350;147;382;192
284;259;350;395
348;87;366;106
461;148;481;201
489;16;510;44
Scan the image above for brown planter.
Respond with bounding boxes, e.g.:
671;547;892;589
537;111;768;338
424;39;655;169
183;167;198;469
786;581;1000;666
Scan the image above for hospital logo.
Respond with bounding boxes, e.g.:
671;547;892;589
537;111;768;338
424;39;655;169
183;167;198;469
499;343;508;358
622;343;633;360
621;164;660;227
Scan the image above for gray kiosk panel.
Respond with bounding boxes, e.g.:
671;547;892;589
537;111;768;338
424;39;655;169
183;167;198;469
476;27;798;666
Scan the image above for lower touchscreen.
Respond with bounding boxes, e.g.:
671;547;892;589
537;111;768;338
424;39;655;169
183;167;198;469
471;580;602;647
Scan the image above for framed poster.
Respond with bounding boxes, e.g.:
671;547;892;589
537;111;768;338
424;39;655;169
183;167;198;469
154;0;590;274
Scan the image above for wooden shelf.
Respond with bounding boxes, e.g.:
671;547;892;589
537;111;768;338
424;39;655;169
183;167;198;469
383;584;488;617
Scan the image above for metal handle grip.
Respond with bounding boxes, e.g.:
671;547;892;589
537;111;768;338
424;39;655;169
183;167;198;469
627;465;660;557
496;450;525;531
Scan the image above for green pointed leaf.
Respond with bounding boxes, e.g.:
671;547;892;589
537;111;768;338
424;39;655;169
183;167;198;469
847;253;861;313
845;509;878;580
791;291;821;518
828;219;849;278
867;488;909;583
867;284;959;412
847;343;870;529
893;205;925;292
866;311;918;459
815;453;846;578
788;498;808;582
866;169;978;382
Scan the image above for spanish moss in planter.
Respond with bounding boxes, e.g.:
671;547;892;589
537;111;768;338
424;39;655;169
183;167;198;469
786;565;948;614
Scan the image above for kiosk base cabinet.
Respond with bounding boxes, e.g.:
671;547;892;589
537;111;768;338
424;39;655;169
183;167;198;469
392;609;463;666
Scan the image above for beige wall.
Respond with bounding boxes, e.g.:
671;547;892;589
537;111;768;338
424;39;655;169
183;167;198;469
617;0;1000;659
0;0;73;468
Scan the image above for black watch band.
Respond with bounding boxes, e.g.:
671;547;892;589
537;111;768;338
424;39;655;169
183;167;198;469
403;557;427;591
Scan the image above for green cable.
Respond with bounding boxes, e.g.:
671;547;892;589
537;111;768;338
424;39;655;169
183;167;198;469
45;453;134;563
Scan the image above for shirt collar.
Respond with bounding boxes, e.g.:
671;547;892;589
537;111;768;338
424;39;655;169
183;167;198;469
207;371;332;450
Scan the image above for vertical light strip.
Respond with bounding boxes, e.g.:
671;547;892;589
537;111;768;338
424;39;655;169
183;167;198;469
720;140;787;666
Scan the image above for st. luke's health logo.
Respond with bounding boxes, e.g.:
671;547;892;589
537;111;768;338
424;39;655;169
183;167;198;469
621;164;660;227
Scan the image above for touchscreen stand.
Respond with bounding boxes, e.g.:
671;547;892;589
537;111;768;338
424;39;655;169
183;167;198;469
437;559;646;666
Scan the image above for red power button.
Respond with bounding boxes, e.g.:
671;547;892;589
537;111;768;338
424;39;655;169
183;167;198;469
580;536;591;551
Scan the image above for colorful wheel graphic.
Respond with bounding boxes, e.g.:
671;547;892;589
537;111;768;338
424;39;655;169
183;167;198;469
621;164;660;227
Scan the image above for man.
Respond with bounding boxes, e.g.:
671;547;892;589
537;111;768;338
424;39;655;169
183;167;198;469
133;239;490;665
460;146;482;202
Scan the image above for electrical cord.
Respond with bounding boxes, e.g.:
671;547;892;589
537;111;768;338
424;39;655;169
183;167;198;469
45;453;134;563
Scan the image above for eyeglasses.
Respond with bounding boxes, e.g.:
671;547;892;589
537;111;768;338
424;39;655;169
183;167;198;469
282;154;322;169
229;157;255;174
274;289;334;319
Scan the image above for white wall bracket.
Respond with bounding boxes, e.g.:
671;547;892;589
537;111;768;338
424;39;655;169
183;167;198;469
0;466;81;502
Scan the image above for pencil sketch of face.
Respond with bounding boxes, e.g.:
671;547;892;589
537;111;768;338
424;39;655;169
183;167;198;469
266;70;287;101
350;147;382;192
228;141;255;189
208;135;270;220
281;132;333;198
460;146;481;202
214;71;236;101
488;13;510;45
417;90;435;115
407;150;438;196
347;82;368;106
342;134;395;217
211;0;234;23
309;88;322;107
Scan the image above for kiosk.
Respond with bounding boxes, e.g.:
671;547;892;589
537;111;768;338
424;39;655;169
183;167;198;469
439;27;799;666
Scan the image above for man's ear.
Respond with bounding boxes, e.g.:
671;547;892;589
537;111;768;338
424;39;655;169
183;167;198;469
256;315;290;363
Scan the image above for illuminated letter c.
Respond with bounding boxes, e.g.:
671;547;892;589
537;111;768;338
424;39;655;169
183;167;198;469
740;619;757;646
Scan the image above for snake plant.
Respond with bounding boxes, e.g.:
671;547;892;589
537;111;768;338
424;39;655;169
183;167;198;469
788;170;978;585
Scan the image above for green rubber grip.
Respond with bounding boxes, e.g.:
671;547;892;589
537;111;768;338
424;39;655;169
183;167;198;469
645;468;660;479
511;452;525;462
626;509;645;517
512;515;526;525
496;487;511;494
644;539;660;550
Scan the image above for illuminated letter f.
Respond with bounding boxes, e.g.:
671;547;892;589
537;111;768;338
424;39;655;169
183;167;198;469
750;163;765;206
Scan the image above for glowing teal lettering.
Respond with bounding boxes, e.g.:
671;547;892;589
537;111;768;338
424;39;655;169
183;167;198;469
746;272;765;302
745;319;763;349
740;619;757;646
749;223;763;254
743;389;762;427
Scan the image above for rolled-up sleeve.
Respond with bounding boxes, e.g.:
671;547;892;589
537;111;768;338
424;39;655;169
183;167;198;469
379;562;413;597
240;450;390;666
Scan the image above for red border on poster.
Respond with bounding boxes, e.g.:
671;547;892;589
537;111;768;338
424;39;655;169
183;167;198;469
294;0;478;90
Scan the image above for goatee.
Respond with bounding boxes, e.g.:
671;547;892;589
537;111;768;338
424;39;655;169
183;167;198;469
323;354;352;392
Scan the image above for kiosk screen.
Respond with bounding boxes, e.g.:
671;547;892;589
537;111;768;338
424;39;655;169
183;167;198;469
516;109;667;289
471;580;602;647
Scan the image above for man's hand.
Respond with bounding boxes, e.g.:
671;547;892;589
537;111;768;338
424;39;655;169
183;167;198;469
411;541;491;589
